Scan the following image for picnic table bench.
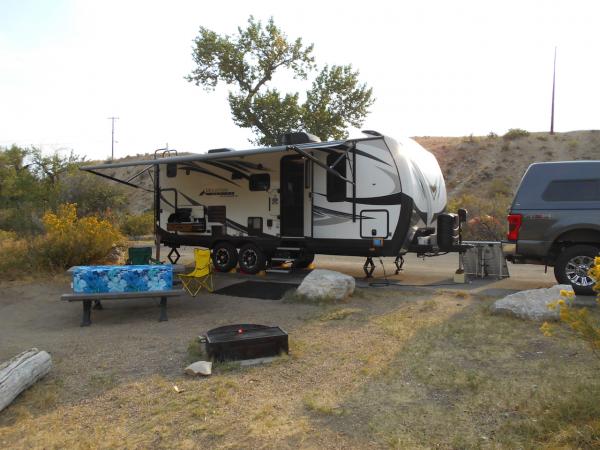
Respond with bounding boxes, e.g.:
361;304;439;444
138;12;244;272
61;290;185;327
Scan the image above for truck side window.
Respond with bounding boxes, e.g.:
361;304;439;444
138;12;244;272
326;153;347;202
542;179;600;202
249;174;270;191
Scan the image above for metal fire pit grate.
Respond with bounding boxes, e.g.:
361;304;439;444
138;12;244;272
204;324;289;362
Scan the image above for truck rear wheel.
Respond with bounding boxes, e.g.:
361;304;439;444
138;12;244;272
553;245;598;295
238;243;266;274
212;242;238;272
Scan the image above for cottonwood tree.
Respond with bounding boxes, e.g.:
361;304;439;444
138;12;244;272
187;16;374;145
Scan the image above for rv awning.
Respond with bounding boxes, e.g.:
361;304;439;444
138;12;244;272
81;136;383;189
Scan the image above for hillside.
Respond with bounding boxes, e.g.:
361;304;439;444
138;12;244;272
104;130;599;215
415;130;600;198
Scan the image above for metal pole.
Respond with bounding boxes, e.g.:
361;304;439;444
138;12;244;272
107;117;119;159
550;47;556;135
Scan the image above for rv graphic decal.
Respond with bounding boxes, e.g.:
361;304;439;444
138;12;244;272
159;194;176;208
199;188;237;198
316;147;392;167
178;162;239;186
313;205;371;226
225;219;272;238
376;166;402;192
204;161;250;180
179;191;202;206
220;160;270;171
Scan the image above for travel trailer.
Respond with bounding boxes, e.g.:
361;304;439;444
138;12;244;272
83;131;462;275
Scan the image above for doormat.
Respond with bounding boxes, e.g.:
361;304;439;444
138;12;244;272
213;281;298;300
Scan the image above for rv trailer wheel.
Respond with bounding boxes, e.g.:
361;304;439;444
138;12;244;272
211;242;238;272
238;243;266;274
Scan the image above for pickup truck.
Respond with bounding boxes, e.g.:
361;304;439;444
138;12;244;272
504;161;600;295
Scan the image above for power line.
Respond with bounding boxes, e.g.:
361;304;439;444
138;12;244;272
107;116;119;160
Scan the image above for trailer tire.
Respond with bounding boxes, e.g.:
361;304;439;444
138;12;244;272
211;242;238;272
238;243;266;274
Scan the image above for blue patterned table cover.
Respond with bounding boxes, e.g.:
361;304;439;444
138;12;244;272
72;265;173;293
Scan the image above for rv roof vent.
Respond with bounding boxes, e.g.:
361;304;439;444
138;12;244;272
208;148;234;154
279;132;321;145
362;130;383;137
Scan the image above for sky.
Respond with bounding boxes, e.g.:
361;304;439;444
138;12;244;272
1;0;599;161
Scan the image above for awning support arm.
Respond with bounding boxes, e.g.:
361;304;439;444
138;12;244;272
288;145;354;185
82;168;154;192
125;164;153;183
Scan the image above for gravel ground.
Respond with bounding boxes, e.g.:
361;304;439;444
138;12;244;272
0;253;556;401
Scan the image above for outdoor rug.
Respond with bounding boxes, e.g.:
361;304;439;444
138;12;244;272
213;281;298;300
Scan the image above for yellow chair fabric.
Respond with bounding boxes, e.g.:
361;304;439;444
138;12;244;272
178;248;214;296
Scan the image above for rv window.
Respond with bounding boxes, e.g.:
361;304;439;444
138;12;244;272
326;153;347;202
249;174;270;191
248;217;263;236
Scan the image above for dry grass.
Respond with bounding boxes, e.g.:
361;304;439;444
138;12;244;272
318;307;362;321
1;290;598;449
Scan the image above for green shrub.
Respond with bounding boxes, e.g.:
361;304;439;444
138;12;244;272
0;231;30;279
503;128;530;140
33;203;125;270
448;193;511;240
120;212;154;237
57;169;127;216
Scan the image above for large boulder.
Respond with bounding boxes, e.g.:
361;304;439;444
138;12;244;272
296;269;355;302
490;284;573;321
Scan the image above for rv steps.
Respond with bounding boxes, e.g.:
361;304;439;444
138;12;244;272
265;268;292;274
271;257;292;263
267;245;307;273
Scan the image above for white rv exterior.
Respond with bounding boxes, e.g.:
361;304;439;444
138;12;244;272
83;132;447;272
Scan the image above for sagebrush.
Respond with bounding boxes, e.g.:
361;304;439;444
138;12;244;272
0;204;124;277
120;211;154;237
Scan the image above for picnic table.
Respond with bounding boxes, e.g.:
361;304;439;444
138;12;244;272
61;289;184;326
63;264;188;326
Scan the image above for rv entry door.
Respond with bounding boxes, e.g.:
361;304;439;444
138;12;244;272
280;156;304;237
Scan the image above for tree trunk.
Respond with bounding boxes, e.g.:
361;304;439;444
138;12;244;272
0;348;52;412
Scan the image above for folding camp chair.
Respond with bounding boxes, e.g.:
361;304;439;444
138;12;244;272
178;248;214;296
126;246;161;265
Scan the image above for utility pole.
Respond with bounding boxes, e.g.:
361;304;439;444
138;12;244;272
107;116;119;159
550;47;556;135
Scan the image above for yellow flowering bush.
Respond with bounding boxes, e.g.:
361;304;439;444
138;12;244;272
34;203;125;270
541;260;600;360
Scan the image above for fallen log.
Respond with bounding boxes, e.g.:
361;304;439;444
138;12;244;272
0;348;52;412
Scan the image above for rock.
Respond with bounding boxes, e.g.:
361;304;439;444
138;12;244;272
184;361;212;376
296;269;355;302
490;284;573;321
